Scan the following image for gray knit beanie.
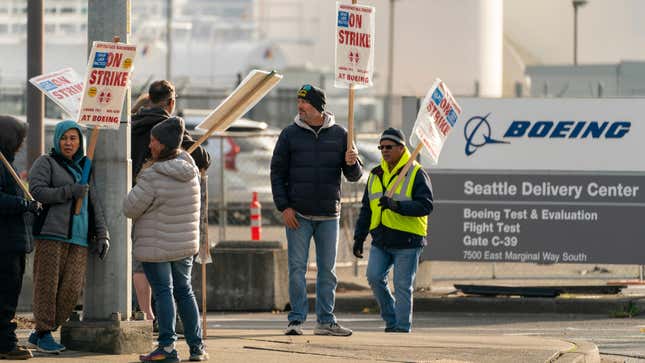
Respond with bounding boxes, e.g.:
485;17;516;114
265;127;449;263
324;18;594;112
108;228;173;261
151;117;184;151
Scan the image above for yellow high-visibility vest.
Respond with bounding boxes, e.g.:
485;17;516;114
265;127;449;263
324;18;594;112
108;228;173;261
367;149;427;236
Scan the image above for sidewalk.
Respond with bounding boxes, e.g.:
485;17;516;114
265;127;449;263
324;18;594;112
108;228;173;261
16;323;600;363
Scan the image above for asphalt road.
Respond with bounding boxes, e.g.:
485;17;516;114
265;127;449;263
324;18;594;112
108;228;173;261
208;312;645;362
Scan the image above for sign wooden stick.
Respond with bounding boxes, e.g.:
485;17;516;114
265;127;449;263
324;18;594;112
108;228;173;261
347;84;355;149
200;168;209;339
187;71;277;154
74;126;100;214
0;151;34;201
386;143;424;198
346;0;357;149
201;257;207;339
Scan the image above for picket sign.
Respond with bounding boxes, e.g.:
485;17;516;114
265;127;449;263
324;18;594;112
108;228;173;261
188;70;283;153
74;36;137;214
29;67;84;120
334;0;376;151
386;79;462;198
0;151;34;201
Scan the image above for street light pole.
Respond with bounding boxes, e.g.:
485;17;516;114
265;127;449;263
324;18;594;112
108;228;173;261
385;0;396;128
166;0;173;79
26;0;44;169
572;0;588;66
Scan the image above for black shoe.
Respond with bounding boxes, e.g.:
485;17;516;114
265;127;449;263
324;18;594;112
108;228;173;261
0;345;33;360
384;327;410;333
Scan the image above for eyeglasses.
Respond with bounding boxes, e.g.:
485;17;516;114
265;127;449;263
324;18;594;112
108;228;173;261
378;144;400;150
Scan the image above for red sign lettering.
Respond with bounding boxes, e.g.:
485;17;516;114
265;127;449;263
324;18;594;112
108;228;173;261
349;13;362;28
106;52;123;67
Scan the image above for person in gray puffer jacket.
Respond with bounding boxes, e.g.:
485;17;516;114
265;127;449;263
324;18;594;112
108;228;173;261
123;117;208;362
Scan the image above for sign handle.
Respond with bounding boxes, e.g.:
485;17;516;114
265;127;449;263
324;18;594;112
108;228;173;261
199;169;209;339
201;257;208;339
347;84;355;150
386;143;423;198
0;151;34;201
74;127;100;215
187;71;277;154
346;0;357;150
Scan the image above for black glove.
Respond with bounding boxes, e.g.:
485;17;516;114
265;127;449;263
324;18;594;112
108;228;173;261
27;200;43;215
92;238;110;260
352;240;364;259
378;196;399;211
70;184;89;199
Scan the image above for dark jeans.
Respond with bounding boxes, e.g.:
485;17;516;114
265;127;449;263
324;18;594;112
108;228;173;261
0;253;25;352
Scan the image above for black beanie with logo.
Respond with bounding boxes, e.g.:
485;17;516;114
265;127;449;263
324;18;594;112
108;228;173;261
297;84;326;113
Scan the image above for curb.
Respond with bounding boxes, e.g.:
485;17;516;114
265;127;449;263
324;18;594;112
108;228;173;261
323;295;645;315
551;340;601;363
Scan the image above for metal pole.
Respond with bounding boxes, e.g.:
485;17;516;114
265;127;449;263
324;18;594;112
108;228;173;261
385;0;396;129
573;4;578;66
166;0;173;79
219;135;227;241
84;0;132;321
572;0;587;66
27;0;44;169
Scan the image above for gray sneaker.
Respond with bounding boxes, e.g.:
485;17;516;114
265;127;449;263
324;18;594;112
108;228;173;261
314;322;352;336
284;321;303;336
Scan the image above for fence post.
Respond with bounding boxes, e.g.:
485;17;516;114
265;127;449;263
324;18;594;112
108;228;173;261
220;134;227;241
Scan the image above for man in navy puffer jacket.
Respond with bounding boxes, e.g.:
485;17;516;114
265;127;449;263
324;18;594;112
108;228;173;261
271;84;362;337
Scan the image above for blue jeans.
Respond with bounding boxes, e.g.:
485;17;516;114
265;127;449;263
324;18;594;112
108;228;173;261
286;215;339;324
366;245;422;332
142;257;202;349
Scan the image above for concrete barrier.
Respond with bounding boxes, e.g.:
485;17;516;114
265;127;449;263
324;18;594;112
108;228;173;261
192;240;289;311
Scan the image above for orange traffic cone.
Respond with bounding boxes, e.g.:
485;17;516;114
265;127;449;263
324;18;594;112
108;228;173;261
250;191;261;240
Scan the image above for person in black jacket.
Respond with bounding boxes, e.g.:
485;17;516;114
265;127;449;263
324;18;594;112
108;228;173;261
0;115;41;360
352;128;433;333
130;80;211;328
271;84;362;337
131;80;211;177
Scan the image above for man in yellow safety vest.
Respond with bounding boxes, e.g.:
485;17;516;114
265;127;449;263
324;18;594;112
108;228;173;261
353;127;434;333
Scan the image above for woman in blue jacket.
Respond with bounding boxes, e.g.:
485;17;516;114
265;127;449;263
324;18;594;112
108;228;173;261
27;120;110;354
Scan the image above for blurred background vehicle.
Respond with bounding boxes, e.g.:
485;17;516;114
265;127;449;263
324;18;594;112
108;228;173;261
181;109;280;224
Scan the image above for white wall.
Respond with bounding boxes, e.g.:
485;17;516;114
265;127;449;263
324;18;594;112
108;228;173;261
504;0;645;65
257;0;504;97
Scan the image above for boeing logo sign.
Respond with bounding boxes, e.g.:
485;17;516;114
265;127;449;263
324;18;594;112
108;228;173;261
463;113;631;156
463;114;508;156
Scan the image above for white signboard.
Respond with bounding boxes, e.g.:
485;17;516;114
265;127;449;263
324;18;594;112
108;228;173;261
334;2;375;89
433;98;643;172
29;68;83;119
423;98;645;264
195;70;283;134
410;79;462;164
78;41;136;129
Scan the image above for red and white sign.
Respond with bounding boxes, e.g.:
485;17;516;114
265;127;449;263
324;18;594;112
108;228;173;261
410;79;462;164
78;41;136;129
29;68;84;119
334;2;375;89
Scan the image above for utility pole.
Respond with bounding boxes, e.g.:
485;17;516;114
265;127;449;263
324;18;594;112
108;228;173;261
26;0;44;169
572;0;587;66
166;0;173;79
61;0;151;353
384;0;396;129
